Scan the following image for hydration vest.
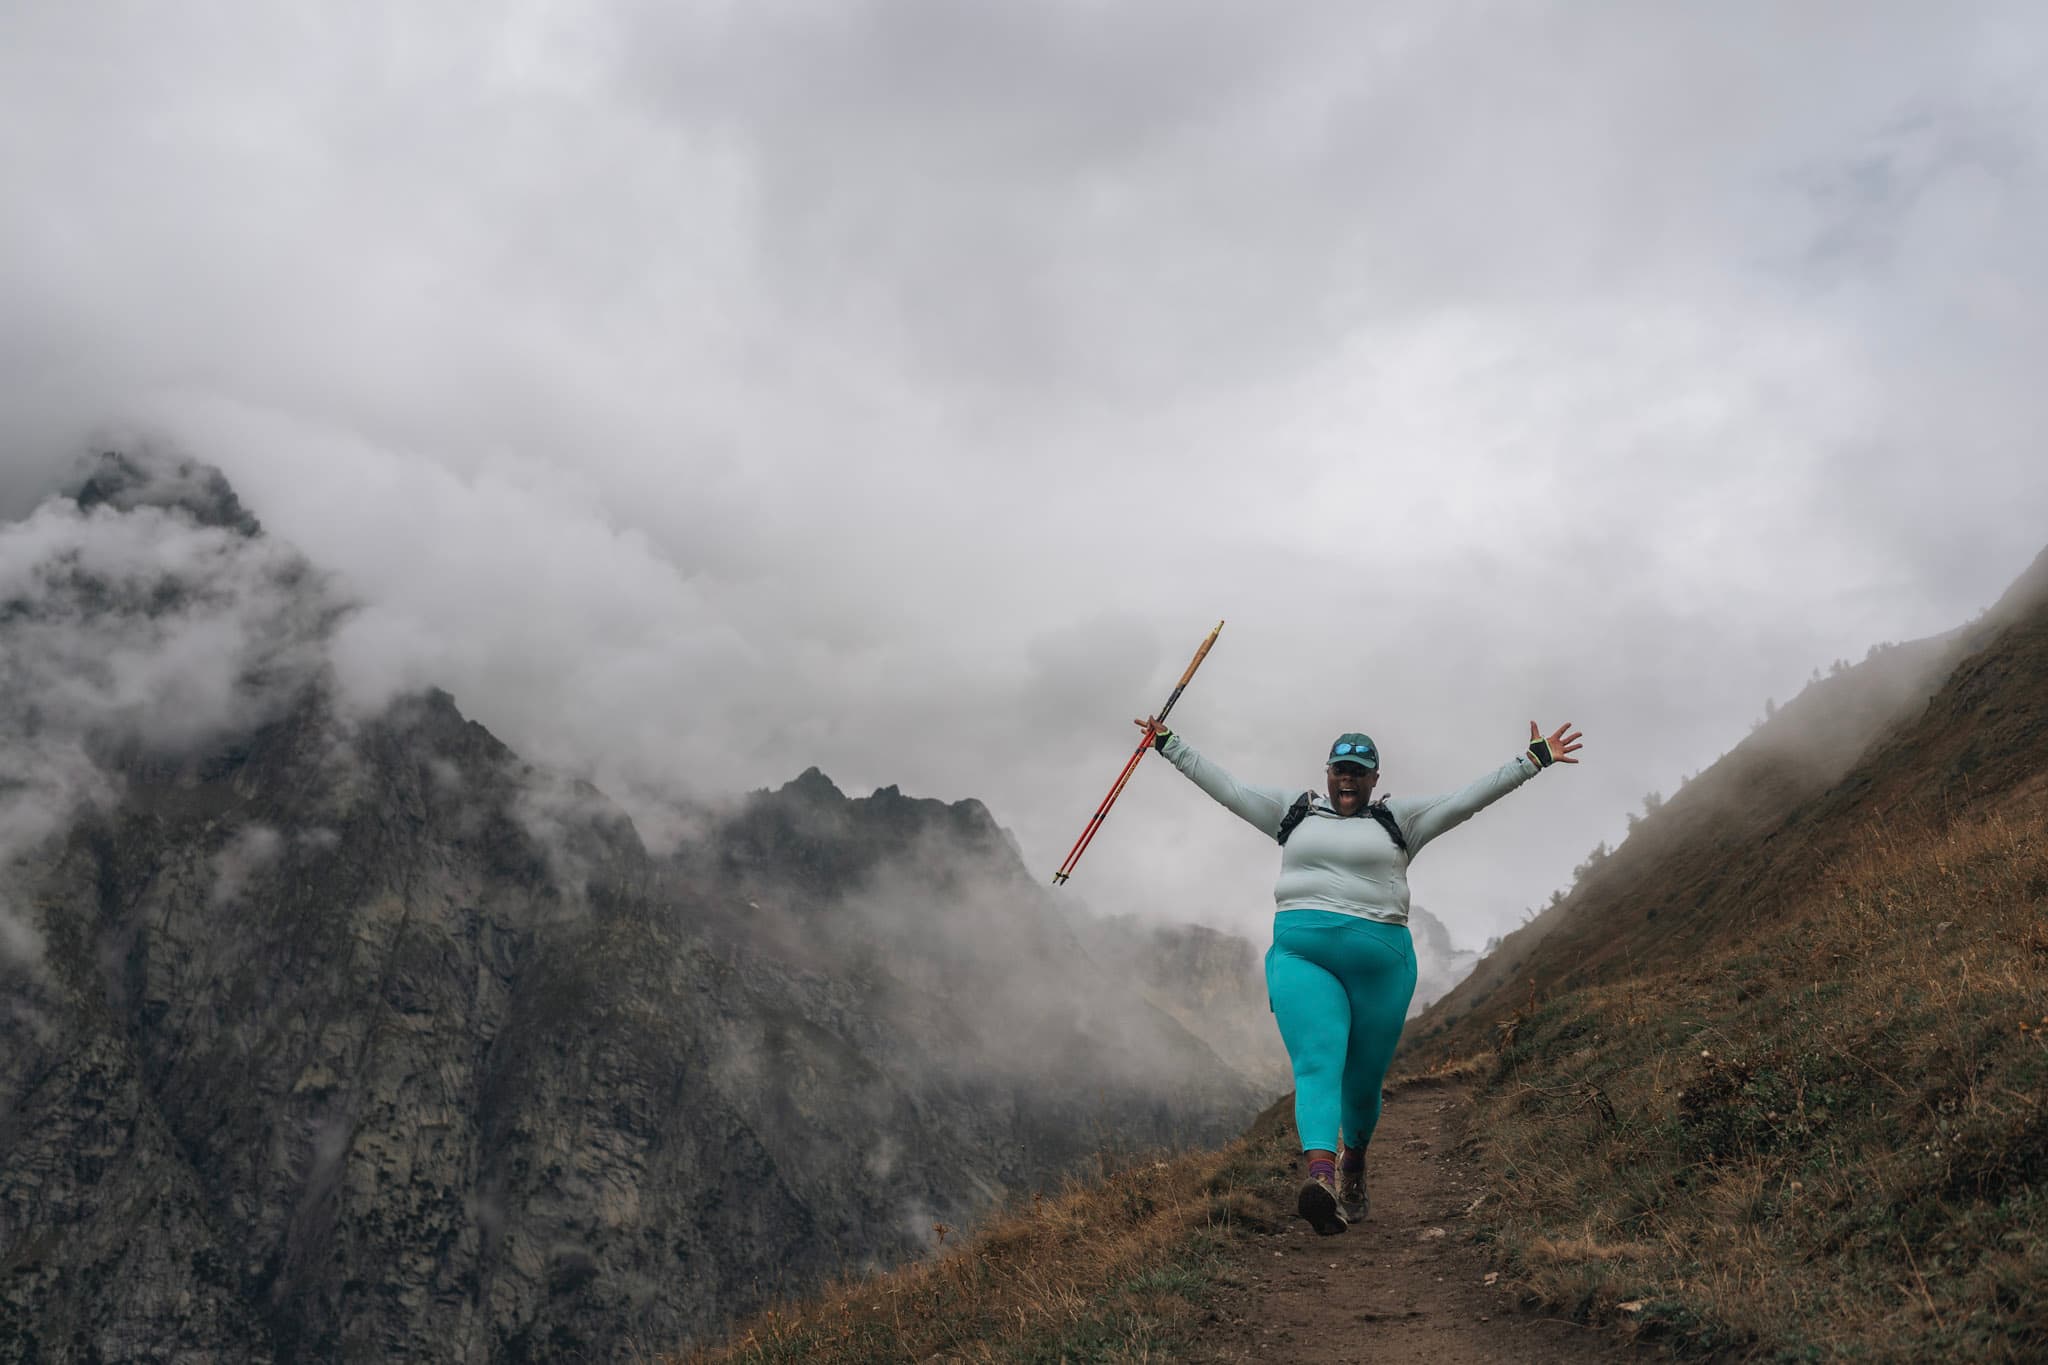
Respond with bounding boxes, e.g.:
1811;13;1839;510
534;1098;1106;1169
1274;791;1408;852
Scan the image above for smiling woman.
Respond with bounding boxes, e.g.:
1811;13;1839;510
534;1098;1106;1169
1133;712;1582;1237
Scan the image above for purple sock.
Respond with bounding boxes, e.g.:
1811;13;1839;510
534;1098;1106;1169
1308;1157;1336;1184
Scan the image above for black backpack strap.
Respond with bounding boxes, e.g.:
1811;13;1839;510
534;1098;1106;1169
1274;790;1318;846
1277;792;1408;853
1367;800;1408;853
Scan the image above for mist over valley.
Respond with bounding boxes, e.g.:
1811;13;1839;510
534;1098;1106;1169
0;454;1284;1359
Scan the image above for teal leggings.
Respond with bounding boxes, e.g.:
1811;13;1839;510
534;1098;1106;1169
1265;910;1418;1154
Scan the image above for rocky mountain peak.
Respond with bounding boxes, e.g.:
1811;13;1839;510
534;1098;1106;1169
0;448;1262;1363
781;764;846;800
70;449;264;538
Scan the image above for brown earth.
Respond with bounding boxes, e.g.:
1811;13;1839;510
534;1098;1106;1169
1192;1083;1646;1364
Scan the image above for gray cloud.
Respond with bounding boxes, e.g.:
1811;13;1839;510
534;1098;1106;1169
0;452;334;961
210;825;284;909
4;2;2046;952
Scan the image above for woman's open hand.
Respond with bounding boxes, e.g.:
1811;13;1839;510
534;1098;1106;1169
1528;720;1584;767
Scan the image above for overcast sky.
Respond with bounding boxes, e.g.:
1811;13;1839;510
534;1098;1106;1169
5;2;2046;948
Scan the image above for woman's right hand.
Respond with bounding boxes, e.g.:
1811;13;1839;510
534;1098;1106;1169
1134;716;1172;750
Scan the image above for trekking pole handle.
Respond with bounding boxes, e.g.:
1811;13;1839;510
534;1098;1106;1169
1172;621;1224;695
1153;620;1223;727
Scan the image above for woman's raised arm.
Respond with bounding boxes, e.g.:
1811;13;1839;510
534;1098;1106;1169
1134;716;1299;839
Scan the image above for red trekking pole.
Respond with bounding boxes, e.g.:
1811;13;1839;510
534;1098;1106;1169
1052;620;1224;885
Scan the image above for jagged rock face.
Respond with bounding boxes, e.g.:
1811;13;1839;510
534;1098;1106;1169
0;455;1261;1362
2;690;1261;1363
4;689;722;1363
71;450;264;538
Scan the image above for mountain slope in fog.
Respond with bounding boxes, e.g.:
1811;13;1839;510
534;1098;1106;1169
1408;542;2048;1065
1393;552;2048;1354
0;452;1261;1363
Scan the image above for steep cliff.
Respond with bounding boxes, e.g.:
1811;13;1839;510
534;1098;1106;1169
0;453;1260;1362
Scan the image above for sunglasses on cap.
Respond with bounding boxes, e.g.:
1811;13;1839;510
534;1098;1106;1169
1329;743;1378;765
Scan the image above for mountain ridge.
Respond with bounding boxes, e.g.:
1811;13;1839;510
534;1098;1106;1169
0;452;1268;1362
1406;605;1999;1057
1394;540;2048;1355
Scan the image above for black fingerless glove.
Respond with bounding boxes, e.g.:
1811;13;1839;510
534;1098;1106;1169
1527;736;1556;768
1152;726;1174;754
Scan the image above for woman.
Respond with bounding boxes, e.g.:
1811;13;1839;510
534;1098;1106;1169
1134;714;1583;1235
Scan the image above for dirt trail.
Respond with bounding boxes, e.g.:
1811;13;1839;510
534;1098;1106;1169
1193;1084;1644;1364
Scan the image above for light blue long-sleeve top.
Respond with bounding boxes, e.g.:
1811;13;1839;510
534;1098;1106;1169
1159;734;1540;925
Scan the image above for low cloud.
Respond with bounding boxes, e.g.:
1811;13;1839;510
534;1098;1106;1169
5;4;2046;956
0;450;338;963
209;824;283;909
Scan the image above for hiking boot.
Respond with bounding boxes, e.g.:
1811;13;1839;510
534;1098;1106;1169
1296;1174;1348;1236
1338;1157;1369;1223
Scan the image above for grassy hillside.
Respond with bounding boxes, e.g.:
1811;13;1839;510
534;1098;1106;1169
1399;545;2048;1358
1411;547;2048;1067
1442;791;2048;1357
661;1106;1299;1364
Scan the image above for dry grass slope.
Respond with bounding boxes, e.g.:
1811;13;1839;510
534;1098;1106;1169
1413;545;2048;1068
1447;796;2048;1359
659;1125;1296;1364
1392;546;2048;1359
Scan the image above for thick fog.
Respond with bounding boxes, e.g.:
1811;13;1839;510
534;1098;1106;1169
5;3;2047;951
0;461;332;961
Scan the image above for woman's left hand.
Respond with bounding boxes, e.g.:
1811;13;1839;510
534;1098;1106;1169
1528;720;1584;766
